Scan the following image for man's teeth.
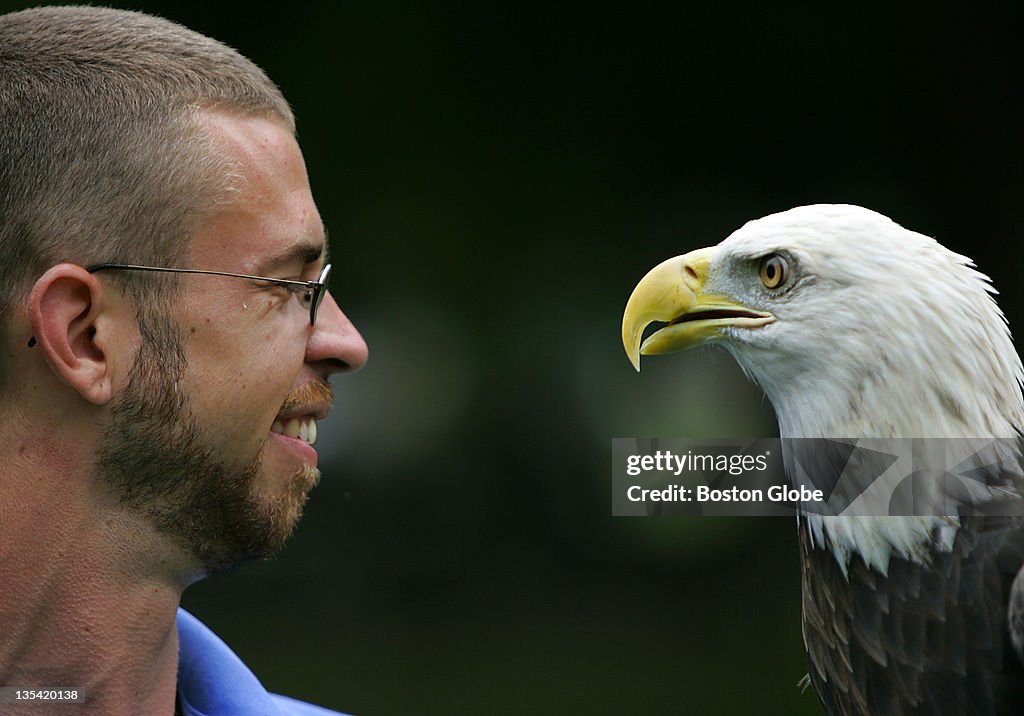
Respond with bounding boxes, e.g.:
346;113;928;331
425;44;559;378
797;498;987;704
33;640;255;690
270;416;318;445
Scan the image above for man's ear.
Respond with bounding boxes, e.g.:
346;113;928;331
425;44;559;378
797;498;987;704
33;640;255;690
27;264;123;405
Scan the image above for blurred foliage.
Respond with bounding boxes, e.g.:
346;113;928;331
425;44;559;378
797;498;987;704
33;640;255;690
4;1;1024;713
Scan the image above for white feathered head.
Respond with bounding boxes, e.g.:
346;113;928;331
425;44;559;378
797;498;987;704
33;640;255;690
622;204;1024;439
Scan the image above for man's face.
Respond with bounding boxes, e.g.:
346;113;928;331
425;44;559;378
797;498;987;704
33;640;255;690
98;111;367;573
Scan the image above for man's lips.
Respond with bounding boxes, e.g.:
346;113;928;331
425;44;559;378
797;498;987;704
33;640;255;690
267;380;333;465
268;429;319;466
271;400;330;446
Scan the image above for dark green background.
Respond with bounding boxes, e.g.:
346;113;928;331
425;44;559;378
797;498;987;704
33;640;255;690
5;3;1024;713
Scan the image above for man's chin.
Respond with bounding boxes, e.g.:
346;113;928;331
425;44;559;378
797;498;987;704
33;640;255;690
202;463;321;573
263;462;321;538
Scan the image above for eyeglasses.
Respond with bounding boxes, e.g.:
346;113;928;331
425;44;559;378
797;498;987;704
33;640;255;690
27;262;332;348
87;263;333;325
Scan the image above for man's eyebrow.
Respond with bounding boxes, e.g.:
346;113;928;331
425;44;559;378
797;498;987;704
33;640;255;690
259;237;327;276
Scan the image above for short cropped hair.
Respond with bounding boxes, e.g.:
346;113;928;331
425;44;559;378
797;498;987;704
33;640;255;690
0;5;294;384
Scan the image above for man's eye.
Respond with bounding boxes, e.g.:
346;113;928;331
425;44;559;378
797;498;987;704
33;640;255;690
279;282;314;307
272;282;303;299
256;280;296;296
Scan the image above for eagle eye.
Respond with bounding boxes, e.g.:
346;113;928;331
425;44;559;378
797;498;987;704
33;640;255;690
759;254;790;289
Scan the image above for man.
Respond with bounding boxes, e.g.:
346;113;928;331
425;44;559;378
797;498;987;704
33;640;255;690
0;6;367;715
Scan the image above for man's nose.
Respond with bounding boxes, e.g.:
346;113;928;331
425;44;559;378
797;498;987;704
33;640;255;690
306;291;368;375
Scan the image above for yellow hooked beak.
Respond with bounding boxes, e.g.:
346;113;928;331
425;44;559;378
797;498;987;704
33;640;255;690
621;247;775;371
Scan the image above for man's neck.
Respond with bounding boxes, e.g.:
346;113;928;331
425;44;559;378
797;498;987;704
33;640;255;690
0;435;191;715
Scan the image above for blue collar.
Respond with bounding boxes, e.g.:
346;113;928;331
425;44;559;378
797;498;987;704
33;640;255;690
176;608;349;716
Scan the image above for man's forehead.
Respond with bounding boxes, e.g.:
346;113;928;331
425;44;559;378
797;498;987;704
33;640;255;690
189;109;326;274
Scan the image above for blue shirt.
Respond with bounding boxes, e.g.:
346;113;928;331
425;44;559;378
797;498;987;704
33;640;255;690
176;608;351;716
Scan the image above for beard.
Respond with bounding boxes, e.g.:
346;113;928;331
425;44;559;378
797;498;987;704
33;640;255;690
95;310;324;574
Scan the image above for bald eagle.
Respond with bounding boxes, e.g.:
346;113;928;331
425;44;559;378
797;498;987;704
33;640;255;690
621;205;1024;714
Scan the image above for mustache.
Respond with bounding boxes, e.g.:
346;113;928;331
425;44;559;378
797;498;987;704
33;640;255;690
278;380;334;415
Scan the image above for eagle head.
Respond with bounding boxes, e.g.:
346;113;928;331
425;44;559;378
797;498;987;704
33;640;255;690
622;204;1024;441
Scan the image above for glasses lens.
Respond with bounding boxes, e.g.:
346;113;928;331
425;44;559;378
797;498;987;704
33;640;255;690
310;264;331;325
